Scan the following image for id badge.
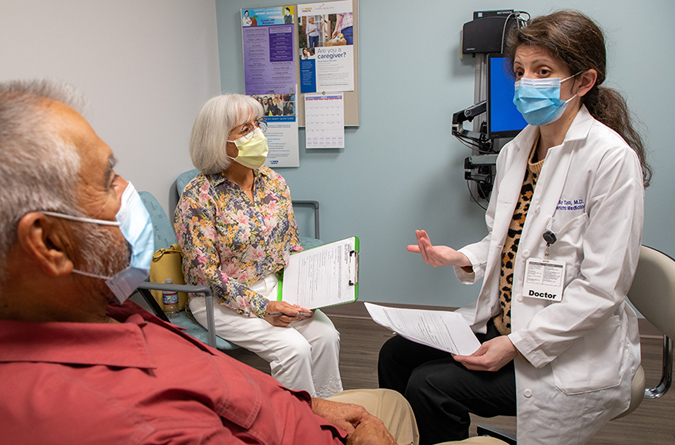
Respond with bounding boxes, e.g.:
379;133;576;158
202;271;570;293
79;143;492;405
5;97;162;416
522;258;566;302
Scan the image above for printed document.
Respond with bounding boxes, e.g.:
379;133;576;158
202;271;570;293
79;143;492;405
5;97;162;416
279;237;358;309
364;303;480;356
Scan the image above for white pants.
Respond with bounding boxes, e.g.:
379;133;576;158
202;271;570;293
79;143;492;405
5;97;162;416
189;274;343;398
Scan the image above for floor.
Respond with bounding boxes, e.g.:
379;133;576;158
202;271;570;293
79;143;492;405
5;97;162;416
225;302;675;444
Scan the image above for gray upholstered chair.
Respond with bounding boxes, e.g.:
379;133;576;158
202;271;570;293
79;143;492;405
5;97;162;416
137;191;235;350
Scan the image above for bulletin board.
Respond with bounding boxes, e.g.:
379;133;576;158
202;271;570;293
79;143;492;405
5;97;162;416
241;0;359;127
296;0;359;127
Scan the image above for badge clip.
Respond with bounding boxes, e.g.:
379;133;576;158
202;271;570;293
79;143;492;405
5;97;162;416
543;230;557;258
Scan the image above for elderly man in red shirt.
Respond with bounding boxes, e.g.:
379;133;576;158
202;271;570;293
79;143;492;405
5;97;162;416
0;80;416;445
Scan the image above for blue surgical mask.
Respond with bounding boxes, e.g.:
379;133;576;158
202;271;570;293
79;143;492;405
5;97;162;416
513;74;578;126
42;182;154;304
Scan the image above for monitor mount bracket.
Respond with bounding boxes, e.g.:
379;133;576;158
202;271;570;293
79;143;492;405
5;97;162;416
451;101;492;152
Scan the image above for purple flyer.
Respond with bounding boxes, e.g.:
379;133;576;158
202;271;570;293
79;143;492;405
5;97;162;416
242;7;297;96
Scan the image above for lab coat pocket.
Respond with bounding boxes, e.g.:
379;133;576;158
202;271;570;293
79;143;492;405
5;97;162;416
551;315;622;395
550;213;588;260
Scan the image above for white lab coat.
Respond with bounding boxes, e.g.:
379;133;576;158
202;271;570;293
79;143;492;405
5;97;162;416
455;106;643;444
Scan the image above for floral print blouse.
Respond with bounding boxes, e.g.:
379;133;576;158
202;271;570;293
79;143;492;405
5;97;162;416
174;167;301;319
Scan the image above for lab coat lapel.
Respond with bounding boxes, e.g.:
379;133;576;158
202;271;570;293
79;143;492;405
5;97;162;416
490;126;536;252
530;107;594;229
474;127;535;325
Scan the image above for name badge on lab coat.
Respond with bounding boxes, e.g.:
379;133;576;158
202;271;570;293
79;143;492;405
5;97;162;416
522;258;566;302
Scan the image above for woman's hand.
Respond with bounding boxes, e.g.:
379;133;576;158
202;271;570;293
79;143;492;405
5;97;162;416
407;230;472;268
453;336;518;372
265;301;312;327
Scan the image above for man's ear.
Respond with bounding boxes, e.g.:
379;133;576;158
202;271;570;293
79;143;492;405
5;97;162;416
576;69;598;98
16;213;74;277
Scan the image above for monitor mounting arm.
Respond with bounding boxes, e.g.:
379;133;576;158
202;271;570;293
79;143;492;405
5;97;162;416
451;101;492;152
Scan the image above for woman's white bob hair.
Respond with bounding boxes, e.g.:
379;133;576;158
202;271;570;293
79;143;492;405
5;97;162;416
189;93;264;174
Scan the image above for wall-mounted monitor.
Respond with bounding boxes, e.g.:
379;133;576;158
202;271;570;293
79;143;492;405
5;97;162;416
487;54;527;139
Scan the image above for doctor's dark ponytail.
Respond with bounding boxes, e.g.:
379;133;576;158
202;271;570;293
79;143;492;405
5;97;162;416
506;10;652;187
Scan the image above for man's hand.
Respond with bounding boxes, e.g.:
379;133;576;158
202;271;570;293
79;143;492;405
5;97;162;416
312;398;396;444
407;230;471;268
346;419;397;445
453;336;517;372
311;398;369;434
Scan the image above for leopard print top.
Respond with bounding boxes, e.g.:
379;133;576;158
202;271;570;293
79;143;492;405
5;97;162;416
493;140;545;335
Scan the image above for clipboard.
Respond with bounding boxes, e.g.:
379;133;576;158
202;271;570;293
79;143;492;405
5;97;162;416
277;237;359;309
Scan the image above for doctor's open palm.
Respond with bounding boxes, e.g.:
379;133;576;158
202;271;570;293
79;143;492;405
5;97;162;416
407;230;472;268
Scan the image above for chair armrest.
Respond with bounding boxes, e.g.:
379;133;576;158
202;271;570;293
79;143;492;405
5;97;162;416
137;282;217;348
292;200;320;240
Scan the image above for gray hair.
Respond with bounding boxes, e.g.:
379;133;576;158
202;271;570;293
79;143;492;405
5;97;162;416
189;93;263;174
0;79;87;277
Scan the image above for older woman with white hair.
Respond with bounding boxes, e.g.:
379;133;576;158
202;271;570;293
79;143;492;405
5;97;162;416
174;94;343;398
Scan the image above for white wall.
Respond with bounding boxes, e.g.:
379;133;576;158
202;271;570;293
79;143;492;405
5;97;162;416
0;0;221;212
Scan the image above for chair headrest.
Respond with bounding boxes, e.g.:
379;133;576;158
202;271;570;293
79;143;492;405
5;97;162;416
627;246;675;339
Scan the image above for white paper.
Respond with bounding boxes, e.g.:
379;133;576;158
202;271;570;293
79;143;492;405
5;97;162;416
314;46;354;92
281;237;357;309
305;93;344;148
264;117;300;167
364;303;481;356
298;0;352;16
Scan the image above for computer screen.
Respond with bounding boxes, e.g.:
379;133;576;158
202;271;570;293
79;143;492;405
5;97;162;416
487;54;527;139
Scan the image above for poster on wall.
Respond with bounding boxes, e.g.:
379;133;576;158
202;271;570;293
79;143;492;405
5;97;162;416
252;93;300;167
242;7;299;167
298;0;354;94
242;6;297;96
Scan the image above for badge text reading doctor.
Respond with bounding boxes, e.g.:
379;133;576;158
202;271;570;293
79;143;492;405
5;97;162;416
522;230;565;302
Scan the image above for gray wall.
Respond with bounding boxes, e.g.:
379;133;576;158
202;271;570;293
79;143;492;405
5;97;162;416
0;0;221;209
216;0;675;308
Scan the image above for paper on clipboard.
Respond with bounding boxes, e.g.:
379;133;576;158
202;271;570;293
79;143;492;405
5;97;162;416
278;237;359;309
364;303;480;356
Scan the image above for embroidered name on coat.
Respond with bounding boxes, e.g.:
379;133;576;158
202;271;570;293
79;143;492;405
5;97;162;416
556;198;585;211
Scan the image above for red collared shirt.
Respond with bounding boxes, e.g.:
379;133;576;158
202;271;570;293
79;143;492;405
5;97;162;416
0;302;347;444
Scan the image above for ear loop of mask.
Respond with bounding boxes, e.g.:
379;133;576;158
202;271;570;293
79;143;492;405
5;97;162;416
41;211;120;226
42;211;121;280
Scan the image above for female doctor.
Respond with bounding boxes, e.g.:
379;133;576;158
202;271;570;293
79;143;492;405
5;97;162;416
378;10;651;445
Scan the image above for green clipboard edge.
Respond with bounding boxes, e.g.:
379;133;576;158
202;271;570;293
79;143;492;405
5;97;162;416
277;236;359;308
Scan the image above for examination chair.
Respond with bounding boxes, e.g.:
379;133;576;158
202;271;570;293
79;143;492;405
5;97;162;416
477;245;675;443
136;190;236;350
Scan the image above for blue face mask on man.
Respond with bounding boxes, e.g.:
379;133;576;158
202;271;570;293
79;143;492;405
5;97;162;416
513;74;579;126
42;182;154;303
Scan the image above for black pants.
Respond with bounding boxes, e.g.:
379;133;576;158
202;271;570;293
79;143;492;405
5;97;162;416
378;320;516;445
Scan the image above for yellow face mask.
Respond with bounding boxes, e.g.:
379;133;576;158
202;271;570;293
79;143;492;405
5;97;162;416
228;128;269;169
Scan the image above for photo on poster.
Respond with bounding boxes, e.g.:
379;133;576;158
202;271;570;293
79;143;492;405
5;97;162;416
251;93;300;167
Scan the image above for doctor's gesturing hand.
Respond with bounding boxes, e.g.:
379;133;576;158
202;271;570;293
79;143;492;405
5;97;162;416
407;230;472;268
